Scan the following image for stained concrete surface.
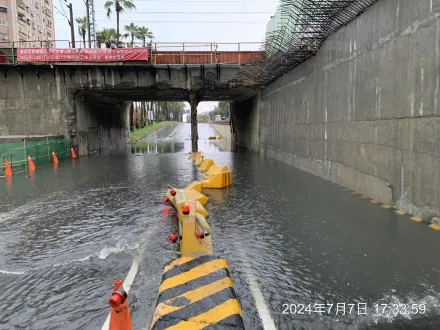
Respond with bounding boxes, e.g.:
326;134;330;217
0;64;257;157
257;0;440;219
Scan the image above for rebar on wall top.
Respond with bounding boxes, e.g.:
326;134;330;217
239;0;379;87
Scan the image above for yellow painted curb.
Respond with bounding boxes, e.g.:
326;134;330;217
395;209;406;215
429;224;440;231
411;216;423;222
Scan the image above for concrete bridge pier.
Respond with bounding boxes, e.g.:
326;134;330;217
189;93;200;153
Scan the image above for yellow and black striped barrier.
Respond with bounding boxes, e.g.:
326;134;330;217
150;152;243;330
150;255;244;330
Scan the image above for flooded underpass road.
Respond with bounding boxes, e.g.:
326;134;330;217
1;123;440;330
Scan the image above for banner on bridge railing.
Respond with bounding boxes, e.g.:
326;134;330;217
16;48;149;63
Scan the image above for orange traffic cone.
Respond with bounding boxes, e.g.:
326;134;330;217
51;150;59;164
29;168;35;182
108;280;132;330
5;175;12;189
27;155;36;171
71;147;77;159
3;159;12;176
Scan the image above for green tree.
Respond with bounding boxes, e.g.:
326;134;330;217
135;26;154;47
96;28;117;48
216;101;230;118
123;22;138;47
104;0;136;45
208;101;230;120
76;16;87;48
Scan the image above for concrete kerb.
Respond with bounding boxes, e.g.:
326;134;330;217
336;183;440;233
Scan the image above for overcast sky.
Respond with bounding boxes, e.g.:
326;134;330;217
53;0;279;112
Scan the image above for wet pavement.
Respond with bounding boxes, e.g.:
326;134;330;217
1;123;440;330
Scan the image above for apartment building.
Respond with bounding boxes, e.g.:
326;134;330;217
0;0;55;48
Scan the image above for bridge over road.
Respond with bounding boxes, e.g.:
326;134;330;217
0;42;263;156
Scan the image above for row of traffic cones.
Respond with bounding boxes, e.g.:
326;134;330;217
2;148;77;177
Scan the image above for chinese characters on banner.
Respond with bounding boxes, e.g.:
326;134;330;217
16;48;149;62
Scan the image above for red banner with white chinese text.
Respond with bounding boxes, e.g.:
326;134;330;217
16;48;149;62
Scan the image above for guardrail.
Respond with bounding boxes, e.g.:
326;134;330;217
0;40;265;65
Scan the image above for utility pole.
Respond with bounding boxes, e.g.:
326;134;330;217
62;0;75;48
85;2;91;47
67;3;75;48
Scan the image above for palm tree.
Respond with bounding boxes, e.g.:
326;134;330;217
104;0;136;45
96;28;117;48
76;17;87;48
135;26;154;47
124;22;138;47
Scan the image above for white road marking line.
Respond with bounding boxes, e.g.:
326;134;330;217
235;246;277;330
101;229;153;330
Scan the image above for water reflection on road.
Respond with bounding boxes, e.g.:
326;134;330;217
0;123;439;330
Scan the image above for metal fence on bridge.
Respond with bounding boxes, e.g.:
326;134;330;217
0;40;264;66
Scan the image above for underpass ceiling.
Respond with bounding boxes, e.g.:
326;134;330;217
80;86;258;102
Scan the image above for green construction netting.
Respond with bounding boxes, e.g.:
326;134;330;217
0;136;73;173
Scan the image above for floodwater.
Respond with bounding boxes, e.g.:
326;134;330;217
1;123;440;330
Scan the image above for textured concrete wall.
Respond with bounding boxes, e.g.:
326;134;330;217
231;95;260;152
75;92;130;155
0;67;74;136
260;0;440;218
0;67;131;156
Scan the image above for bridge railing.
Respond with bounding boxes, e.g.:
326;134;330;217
0;40;264;65
149;42;262;65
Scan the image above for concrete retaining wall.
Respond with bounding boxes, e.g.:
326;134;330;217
210;123;231;140
260;0;440;218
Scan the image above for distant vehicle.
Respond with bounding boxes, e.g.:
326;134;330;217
182;114;188;123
